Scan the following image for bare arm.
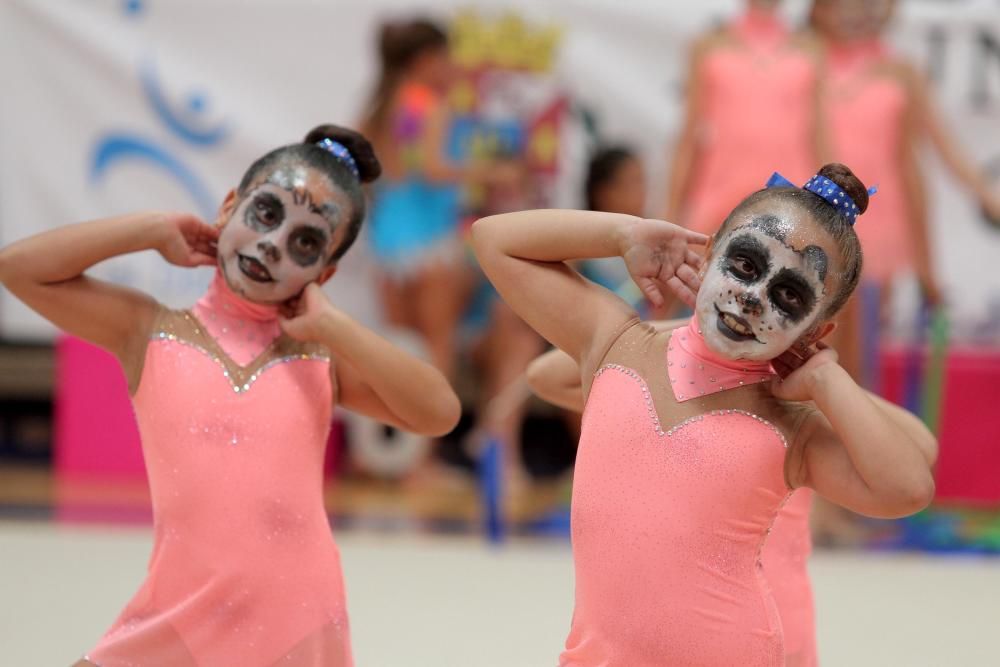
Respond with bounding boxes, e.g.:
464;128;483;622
526;318;689;412
281;284;460;437
907;65;1000;218
471;210;706;376
889;63;940;304
0;212;216;362
664;38;709;221
777;348;936;518
526;348;585;412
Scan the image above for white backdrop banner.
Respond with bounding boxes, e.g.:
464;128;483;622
2;0;999;341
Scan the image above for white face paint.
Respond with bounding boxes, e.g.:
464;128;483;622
694;205;840;361
217;165;351;303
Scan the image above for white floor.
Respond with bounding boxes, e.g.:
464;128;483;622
1;522;998;666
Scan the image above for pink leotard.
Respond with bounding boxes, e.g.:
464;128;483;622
683;9;818;235
84;273;352;667
827;40;912;284
561;319;814;667
763;488;816;667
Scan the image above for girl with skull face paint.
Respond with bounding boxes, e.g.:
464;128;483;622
472;162;936;666
0;124;461;667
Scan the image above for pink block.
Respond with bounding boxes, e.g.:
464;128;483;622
53;336;145;481
933;347;1000;506
880;345;1000;506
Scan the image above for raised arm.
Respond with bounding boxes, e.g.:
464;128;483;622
0;211;216;369
279;284;460;437
526;348;585;412
905;64;1000;220
776;345;936;518
664;36;710;221
526;318;688;412
471;210;705;376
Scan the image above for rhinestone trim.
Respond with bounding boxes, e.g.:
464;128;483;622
152;332;329;394
594;363;788;447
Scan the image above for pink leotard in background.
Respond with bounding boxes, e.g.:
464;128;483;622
827;40;912;284
561;319;814;667
85;273;352;667
682;9;818;235
764;488;817;667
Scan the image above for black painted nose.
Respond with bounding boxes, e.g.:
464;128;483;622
736;292;763;317
258;240;280;263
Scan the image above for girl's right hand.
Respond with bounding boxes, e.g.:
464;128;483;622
156;212;219;267
619;218;708;309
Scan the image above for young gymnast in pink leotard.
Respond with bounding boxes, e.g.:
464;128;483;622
526;329;820;667
473;162;936;666
811;0;1000;377
0;125;461;666
526;315;942;666
666;0;824;233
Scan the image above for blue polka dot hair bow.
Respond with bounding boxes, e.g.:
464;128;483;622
765;172;877;225
316;138;360;179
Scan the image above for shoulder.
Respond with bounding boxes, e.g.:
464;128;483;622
691;27;731;61
787;29;824;61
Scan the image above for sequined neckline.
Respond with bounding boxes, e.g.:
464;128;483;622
666;320;775;402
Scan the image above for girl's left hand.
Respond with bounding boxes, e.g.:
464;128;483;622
770;341;841;402
620;219;708;309
279;283;334;342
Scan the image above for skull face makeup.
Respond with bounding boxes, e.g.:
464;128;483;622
695;201;841;361
217;164;352;304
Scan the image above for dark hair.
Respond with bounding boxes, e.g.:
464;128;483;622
237;124;381;262
715;162;867;319
585;146;637;211
363;19;448;140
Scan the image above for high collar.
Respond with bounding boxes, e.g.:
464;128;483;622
197;270;280;323
826;38;888;73
732;6;788;50
666;318;776;402
191;271;282;366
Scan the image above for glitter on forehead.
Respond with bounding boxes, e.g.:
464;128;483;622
262;166;344;229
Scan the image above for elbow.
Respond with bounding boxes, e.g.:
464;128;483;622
909;475;936;513
469;216;499;259
0;246;14;285
889;475;936;518
422;390;462;438
524;358;546;396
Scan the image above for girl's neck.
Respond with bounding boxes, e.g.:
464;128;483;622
732;5;788;48
192;271;282;365
666;319;775;402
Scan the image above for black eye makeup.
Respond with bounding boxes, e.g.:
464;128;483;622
722;234;771;284
246;192;285;231
767;268;817;323
287;225;329;267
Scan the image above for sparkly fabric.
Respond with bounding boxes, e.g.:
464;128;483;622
562;320;813;667
665;320;775;402
84;287;350;667
763;488;817;667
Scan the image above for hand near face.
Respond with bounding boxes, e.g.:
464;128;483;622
770;341;841;402
278;283;336;343
156;212;219;267
620;219;708;308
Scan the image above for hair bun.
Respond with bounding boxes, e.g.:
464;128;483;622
817;162;869;214
303;124;382;184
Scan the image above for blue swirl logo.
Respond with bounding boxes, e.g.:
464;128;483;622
89;0;229;219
